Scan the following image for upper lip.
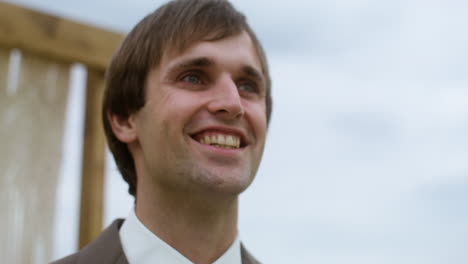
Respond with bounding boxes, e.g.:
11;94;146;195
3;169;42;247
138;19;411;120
189;126;249;146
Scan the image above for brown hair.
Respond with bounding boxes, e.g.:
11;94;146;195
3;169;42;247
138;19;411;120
102;0;272;197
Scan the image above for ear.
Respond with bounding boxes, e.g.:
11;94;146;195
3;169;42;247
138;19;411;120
107;111;138;143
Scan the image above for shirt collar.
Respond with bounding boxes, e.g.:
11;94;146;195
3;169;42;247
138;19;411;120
119;209;242;264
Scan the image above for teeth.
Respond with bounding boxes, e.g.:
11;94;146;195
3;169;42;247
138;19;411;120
197;133;241;148
217;134;226;145
226;135;235;146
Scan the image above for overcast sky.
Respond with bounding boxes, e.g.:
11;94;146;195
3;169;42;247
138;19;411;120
9;0;468;263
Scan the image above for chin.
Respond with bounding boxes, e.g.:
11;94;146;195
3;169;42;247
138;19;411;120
190;166;256;196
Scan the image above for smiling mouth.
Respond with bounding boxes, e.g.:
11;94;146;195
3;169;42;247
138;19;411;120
191;132;245;149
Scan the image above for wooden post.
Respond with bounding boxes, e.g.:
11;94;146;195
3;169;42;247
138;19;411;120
78;68;106;248
0;1;125;252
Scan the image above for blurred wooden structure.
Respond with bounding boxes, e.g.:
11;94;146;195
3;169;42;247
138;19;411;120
0;2;124;262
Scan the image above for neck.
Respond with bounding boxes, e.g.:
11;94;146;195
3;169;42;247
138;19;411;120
135;180;239;264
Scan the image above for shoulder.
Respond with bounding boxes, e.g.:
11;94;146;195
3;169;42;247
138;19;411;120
241;243;262;264
50;219;127;264
51;253;78;264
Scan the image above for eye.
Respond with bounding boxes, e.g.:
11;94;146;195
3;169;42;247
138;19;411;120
181;73;202;84
238;81;258;93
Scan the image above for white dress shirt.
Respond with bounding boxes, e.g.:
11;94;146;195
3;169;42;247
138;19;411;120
119;209;242;264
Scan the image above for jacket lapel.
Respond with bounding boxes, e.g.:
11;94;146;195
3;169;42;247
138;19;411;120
77;219;128;264
73;219;260;264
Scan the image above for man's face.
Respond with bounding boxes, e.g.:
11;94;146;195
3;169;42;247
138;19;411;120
129;31;267;196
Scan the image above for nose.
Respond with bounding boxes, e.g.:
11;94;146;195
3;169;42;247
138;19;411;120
207;76;244;120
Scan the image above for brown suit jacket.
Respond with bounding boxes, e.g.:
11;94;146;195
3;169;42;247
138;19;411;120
51;219;260;264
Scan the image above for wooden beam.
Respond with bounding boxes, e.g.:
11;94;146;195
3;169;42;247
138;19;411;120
0;1;124;71
0;48;9;95
78;69;106;248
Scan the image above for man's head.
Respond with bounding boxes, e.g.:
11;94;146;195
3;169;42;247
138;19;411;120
103;0;272;198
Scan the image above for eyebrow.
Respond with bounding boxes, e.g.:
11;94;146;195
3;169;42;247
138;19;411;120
242;65;264;83
168;57;214;73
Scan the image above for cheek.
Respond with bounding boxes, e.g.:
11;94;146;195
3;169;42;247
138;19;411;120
160;91;206;130
245;102;267;141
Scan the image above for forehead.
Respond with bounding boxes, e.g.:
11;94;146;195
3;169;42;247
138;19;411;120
159;31;262;75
